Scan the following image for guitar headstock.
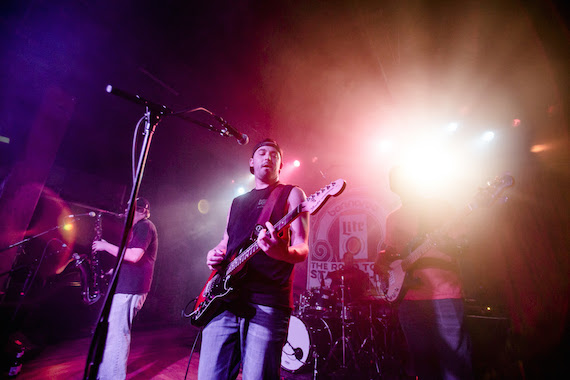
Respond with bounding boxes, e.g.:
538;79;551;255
469;174;515;210
302;179;347;215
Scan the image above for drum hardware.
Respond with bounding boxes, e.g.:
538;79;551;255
298;287;339;316
323;274;359;375
286;271;403;377
312;348;319;380
281;315;339;374
357;301;382;378
284;340;305;362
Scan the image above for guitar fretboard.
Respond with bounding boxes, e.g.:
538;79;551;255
400;205;472;269
225;204;302;276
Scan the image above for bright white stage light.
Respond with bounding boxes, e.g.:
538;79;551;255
482;131;495;142
379;139;393;153
399;138;459;197
446;122;459;132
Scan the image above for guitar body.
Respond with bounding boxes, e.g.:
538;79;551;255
385;259;406;303
191;269;235;327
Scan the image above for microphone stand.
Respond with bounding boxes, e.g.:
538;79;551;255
0;224;68;338
83;86;234;380
82;105;158;380
0;225;62;254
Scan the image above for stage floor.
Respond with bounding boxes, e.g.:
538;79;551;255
13;324;387;380
14;325;202;380
7;316;529;380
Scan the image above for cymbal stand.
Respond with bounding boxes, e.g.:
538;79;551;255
358;302;382;378
312;345;319;380
325;275;358;374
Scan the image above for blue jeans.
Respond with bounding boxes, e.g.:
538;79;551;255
98;293;147;380
198;303;291;380
398;298;473;380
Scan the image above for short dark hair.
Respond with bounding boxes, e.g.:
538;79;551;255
136;197;150;218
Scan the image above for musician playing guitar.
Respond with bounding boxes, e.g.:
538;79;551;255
198;139;309;380
379;166;473;380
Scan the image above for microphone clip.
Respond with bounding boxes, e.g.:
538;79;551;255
212;114;249;145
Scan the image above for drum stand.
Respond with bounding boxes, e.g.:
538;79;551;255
312;346;319;380
358;302;382;378
324;275;358;375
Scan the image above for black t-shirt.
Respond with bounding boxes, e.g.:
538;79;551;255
226;183;296;310
116;218;158;294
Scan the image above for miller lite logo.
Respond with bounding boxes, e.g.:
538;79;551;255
339;214;367;260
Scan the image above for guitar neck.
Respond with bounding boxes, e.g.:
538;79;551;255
225;204;302;276
400;204;473;269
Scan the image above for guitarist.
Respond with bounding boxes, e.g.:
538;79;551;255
381;166;473;380
198;139;309;380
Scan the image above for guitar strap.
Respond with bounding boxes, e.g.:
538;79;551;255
256;183;286;226
225;184;287;264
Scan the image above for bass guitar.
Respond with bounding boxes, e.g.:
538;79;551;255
189;179;347;327
384;174;515;303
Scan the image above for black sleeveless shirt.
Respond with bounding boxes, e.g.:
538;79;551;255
226;183;295;310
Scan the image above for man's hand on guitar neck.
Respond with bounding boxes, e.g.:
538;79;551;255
257;221;289;261
257;220;309;264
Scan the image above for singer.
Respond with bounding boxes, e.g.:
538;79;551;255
91;197;158;380
197;139;309;380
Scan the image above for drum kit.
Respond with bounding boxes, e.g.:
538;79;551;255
281;267;404;379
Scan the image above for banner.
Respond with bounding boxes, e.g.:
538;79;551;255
307;189;389;291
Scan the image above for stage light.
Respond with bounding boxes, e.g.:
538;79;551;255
398;138;460;198
63;223;74;231
378;139;393;153
236;187;246;196
293;160;301;167
368;138;393;158
197;199;210;214
481;131;495;142
446;122;459;132
530;144;548;153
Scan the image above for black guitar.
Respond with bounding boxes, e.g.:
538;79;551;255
189;179;346;327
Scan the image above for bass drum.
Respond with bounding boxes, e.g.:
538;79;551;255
281;315;339;373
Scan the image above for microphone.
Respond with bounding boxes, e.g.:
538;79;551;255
293;347;303;360
212;114;249;145
67;212;97;218
106;85;172;115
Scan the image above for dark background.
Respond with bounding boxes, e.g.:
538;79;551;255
0;0;568;378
